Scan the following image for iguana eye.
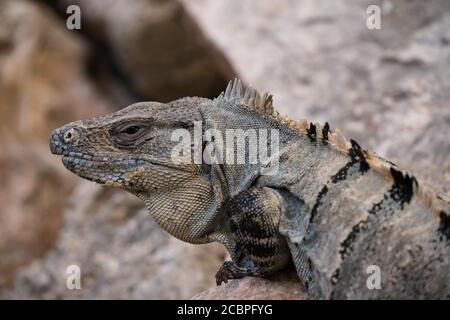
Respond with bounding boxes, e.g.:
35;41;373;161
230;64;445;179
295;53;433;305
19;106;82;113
110;122;150;148
123;125;140;135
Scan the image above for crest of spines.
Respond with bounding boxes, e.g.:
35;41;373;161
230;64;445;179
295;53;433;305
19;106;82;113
215;79;352;152
215;78;275;116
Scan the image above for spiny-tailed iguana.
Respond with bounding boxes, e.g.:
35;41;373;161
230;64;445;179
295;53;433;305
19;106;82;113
50;79;450;299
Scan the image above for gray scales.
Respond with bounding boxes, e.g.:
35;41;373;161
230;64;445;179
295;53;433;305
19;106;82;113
49;79;450;299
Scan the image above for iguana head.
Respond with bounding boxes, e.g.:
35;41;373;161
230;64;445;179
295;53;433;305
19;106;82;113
49;98;207;194
49;80;291;243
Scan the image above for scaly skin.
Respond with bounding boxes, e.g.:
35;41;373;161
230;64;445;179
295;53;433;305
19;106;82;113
50;79;450;299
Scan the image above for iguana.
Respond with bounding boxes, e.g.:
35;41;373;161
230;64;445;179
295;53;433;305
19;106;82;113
49;79;450;299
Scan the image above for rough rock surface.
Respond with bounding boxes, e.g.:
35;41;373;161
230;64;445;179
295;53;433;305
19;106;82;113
193;270;308;300
57;0;236;101
3;182;226;299
0;0;110;289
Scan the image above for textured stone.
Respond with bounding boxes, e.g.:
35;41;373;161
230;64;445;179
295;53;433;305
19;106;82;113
192;269;308;300
0;0;110;289
58;0;236;101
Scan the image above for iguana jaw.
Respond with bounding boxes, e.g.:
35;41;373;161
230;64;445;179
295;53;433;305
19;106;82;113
50;138;138;187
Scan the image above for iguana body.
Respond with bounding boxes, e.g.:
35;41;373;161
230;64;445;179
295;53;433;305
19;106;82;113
50;79;450;299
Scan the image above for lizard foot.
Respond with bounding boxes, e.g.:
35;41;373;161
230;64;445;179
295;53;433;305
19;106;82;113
215;261;264;286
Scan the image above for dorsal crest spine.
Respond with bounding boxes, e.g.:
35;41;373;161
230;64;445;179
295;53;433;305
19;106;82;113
216;79;350;149
216;78;274;116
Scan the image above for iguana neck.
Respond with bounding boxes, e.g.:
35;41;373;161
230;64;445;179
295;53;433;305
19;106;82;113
136;175;225;244
199;100;300;198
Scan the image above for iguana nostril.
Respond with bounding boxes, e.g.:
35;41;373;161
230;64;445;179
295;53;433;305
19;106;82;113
63;128;80;143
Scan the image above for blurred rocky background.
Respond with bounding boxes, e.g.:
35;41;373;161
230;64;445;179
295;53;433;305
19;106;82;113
0;0;449;299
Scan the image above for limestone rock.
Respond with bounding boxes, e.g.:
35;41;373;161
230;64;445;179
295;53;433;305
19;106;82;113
192;270;308;300
57;0;236;101
0;0;110;289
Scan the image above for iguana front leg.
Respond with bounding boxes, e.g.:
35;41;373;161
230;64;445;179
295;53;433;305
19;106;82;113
215;187;291;285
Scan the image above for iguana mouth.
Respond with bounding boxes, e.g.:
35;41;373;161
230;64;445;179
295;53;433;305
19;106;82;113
51;129;125;185
61;152;110;170
58;152;143;186
50;135;112;172
59;151;113;185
